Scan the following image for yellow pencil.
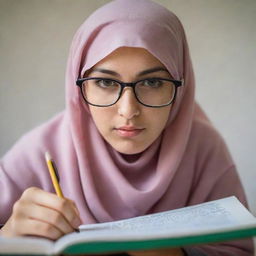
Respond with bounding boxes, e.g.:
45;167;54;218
45;151;64;198
45;152;80;232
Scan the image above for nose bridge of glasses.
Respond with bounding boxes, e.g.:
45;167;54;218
118;82;138;103
119;81;136;89
119;81;136;95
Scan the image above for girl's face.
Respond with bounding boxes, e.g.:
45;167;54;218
87;47;172;154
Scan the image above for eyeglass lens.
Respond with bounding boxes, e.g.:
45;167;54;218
82;78;175;107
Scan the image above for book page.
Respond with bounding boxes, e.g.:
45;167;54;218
79;196;256;235
54;196;256;253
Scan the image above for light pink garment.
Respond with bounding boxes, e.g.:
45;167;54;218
0;0;253;254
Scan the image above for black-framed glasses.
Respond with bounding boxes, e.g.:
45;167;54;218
76;77;184;108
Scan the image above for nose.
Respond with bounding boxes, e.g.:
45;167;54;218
117;88;140;119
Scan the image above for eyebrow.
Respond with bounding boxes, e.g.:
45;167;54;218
89;67;170;77
137;67;170;76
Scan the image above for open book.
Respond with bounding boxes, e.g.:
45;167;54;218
1;196;256;255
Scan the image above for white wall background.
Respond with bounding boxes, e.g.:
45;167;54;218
0;0;255;219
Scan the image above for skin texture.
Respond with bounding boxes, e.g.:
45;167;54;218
87;47;172;155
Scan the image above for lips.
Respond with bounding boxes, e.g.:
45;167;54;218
114;126;145;138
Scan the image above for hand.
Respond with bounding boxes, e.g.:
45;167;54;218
0;187;82;240
128;248;184;256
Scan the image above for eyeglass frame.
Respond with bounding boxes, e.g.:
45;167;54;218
76;77;184;108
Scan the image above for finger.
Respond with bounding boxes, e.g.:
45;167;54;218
3;196;71;239
11;198;74;235
18;218;63;240
22;187;81;229
70;200;80;218
53;198;82;229
25;203;74;234
67;199;83;223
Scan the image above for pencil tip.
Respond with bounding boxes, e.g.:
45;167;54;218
45;151;52;161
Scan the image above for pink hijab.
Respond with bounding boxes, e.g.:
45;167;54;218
1;1;253;253
64;0;196;222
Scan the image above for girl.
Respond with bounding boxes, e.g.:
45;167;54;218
0;0;254;255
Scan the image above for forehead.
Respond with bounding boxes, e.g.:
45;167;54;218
85;47;171;79
92;47;165;69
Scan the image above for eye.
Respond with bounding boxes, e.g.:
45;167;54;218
142;79;163;88
95;79;119;88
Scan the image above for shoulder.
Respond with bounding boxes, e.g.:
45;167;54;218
1;112;65;173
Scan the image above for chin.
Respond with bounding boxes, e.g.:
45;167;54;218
117;148;144;155
111;141;149;155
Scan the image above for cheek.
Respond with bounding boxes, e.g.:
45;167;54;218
89;107;113;133
149;107;171;135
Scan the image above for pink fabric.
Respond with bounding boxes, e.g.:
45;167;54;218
0;0;253;254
